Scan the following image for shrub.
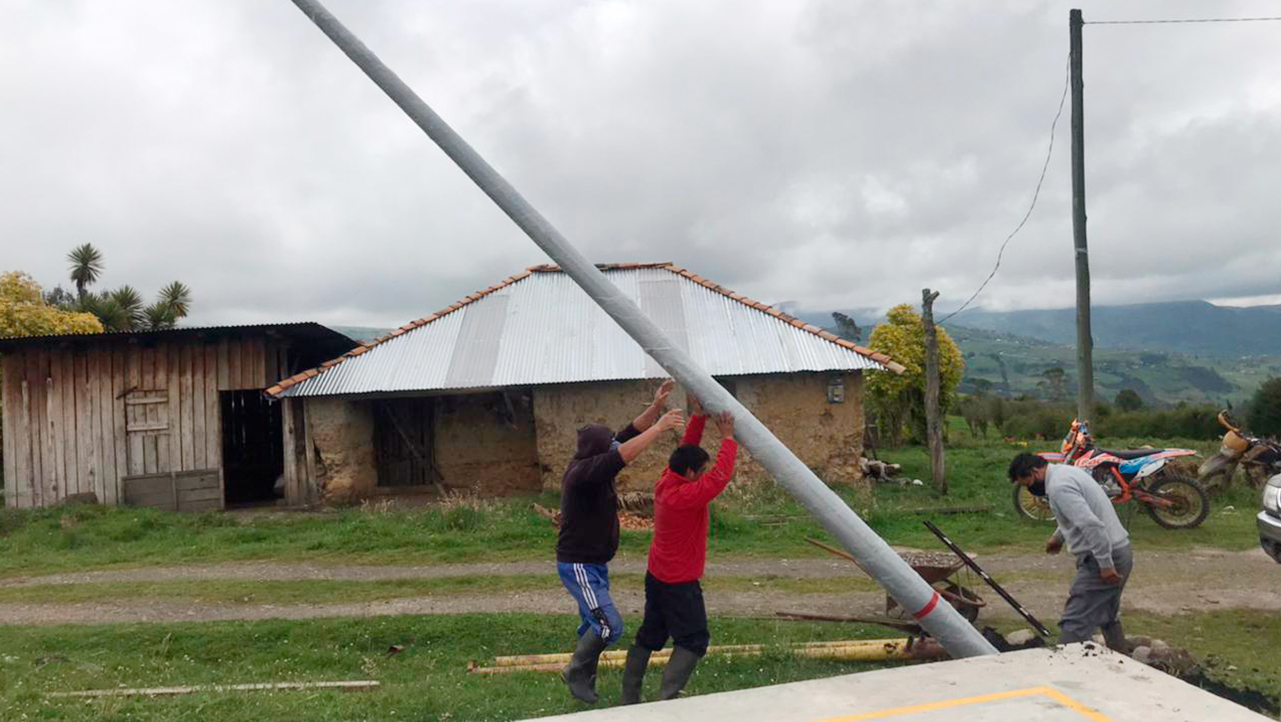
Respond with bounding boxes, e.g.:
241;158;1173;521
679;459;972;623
1248;378;1281;438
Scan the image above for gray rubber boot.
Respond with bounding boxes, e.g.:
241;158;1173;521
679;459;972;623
1102;621;1130;653
658;646;700;700
620;645;651;705
562;629;607;704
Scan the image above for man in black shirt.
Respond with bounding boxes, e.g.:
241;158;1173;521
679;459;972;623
556;379;684;704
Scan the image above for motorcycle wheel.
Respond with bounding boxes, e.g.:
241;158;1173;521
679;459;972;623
1012;484;1054;523
1144;475;1210;530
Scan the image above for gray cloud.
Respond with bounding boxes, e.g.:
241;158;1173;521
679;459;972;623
2;0;1279;329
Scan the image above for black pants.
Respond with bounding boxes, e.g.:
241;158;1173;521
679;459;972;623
635;572;710;656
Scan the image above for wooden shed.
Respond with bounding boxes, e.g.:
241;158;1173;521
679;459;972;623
0;323;355;510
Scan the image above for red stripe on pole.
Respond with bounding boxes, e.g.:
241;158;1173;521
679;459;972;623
913;591;941;620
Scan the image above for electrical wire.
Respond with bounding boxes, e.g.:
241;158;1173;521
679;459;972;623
1088;16;1281;25
937;55;1069;325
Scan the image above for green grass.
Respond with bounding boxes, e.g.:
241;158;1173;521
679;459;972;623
0;573;885;606
2;609;1276;721
0;614;899;721
0;427;1263;578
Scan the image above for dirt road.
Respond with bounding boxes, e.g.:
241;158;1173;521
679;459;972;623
0;547;1275;626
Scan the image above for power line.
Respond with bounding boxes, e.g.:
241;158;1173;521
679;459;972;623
1088;16;1281;25
937;55;1070;326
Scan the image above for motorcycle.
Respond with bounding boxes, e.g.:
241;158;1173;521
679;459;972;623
1197;410;1281;491
1014;419;1210;530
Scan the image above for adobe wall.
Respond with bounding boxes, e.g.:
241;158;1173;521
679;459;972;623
432;391;541;496
533;372;866;493
304;398;376;505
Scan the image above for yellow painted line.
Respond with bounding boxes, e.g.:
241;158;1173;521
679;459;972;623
807;685;1119;722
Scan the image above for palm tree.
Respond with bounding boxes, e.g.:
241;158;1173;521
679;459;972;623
142;302;176;331
157;281;192;320
67;244;104;299
108;286;146;329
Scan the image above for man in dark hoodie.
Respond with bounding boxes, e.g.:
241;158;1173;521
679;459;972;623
557;379;684;704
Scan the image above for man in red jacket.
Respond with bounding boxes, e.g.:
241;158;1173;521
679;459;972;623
621;398;737;704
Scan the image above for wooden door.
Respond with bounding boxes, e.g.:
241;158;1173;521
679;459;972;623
125;389;171;475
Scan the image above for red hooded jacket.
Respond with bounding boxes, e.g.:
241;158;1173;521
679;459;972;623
647;414;738;583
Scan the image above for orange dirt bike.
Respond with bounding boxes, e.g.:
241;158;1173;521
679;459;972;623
1197;410;1281;491
1013;419;1210;530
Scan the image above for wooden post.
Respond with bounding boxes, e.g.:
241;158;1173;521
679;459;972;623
1070;8;1094;423
922;289;946;495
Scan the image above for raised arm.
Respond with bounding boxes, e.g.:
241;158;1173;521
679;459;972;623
618;409;684;464
660;412;738;509
682;393;706;446
629;380;674;433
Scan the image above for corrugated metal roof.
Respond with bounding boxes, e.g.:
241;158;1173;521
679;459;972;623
0;322;356;352
274;265;893;398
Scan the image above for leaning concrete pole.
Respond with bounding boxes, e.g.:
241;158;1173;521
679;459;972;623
287;0;997;658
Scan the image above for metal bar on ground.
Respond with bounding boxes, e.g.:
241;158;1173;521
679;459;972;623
923;521;1053;637
285;0;997;659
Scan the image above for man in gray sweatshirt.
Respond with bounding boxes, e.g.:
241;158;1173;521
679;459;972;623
1009;453;1132;651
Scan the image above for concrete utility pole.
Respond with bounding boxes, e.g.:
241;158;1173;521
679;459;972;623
1070;8;1094;423
921;289;945;494
285;0;997;658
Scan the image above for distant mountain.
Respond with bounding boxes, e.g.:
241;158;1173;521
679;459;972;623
953;301;1281;358
328;326;389;345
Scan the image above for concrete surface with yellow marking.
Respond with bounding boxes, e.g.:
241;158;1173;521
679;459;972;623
528;644;1269;722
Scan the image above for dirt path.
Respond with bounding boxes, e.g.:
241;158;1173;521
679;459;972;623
1;547;1275;626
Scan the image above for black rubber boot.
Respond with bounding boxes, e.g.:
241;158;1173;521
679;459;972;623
658;645;700;700
562;629;607;704
620;645;651;705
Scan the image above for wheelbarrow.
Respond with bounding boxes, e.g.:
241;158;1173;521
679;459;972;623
804;538;987;624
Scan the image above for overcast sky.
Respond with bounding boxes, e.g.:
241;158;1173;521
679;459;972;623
3;0;1280;328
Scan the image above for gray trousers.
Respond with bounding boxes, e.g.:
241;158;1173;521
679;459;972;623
1059;544;1133;645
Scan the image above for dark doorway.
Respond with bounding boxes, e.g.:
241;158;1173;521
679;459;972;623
221;390;284;505
374;398;438;487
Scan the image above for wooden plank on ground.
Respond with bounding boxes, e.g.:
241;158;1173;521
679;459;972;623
178;487;223;504
180;344;195;471
167;344;182;472
204;344;220;479
191;341;206;470
109;345;127;506
1;355;17;507
124;475;174;497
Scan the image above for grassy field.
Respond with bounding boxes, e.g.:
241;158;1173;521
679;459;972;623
2;609;1276;721
0;429;1262;577
0;614;899;721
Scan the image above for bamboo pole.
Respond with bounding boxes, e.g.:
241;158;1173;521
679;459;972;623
471;639;945;674
492;638;895;667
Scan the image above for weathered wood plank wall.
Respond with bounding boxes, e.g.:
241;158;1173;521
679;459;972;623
1;336;286;508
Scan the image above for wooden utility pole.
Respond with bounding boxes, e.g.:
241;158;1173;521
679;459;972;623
1070;8;1094;423
921;289;945;494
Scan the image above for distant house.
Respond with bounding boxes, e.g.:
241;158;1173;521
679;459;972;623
266;264;900;504
0;324;355;510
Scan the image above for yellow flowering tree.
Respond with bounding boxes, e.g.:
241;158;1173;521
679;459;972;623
1;271;103;338
866;303;964;447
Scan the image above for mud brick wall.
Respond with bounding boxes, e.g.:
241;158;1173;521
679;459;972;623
304;398;376;505
433;391;541;496
533;372;867;493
